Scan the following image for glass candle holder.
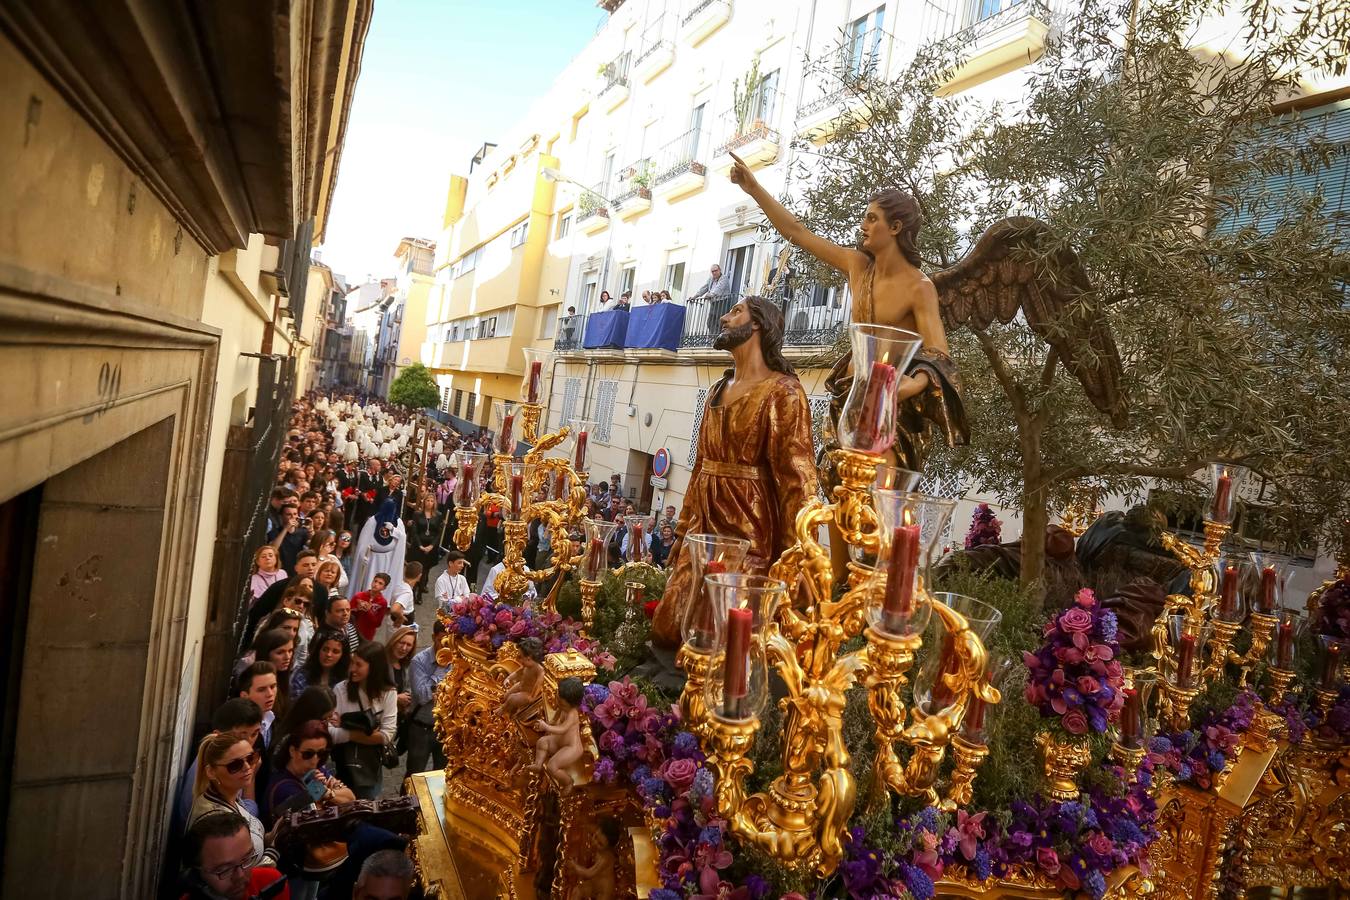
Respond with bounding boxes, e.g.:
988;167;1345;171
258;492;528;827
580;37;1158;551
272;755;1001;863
520;347;552;405
493;402;519;456
868;489;956;638
874;465;922;493
1207;461;1248;525
1246;552;1292;615
507;460;533;521
1266;608;1306;671
1166;614;1213;688
581;518;619;581
679;534;751;652
1317;635;1345;690
453;451;488;507
1213;553;1245;623
548;464;571;503
836;323;923;455
912;592;1003;714
569;419;597;473
1119;669;1158;749
702;573;786;722
624;517;649;564
960;652;1013;744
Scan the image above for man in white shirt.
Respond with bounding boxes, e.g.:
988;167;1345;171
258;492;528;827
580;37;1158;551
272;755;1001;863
388;561;419;628
435;550;471;611
482;558;537;602
688;262;732;337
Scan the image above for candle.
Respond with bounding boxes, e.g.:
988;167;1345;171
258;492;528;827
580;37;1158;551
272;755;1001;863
553;471;568;501
722;607;753;718
853;360;896;452
881;521;921;633
629;522;644;561
1322;642;1343;689
510;474;524;518
1210;472;1232;522
499;414;515;453
458;463;473;506
1121;687;1141;746
1275;619;1294;669
587;537;605;578
1176;633;1196;688
574;431;588;470
930;635;957;709
1218;564;1239;618
692;559;729;648
527;360;542;403
1260;565;1278;613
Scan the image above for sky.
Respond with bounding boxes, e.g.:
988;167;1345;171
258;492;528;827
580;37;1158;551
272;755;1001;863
316;0;606;284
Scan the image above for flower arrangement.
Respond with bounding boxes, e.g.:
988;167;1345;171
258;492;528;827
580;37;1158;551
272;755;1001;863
444;593;615;669
963;503;1003;549
839;774;1157;900
1144;690;1258;789
1315;573;1350;640
1023;589;1125;735
1271;685;1350;746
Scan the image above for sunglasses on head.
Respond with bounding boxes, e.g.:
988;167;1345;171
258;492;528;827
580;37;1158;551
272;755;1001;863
219;751;260;775
298;747;330;764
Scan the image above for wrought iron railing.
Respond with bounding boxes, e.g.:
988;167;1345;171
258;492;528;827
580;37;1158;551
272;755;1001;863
797;27;891;119
714;84;783;157
577;183;610;223
555;314;584;351
916;0;1049;51
682;0;721;26
613;158;653;206
651;127;709;187
600;51;632;91
680;293;737;348
635;14;672;67
782;286;852;347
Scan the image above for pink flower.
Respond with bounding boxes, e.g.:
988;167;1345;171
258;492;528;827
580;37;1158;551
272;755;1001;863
659;757;699;793
1062;708;1089;734
1089;832;1113;855
1036;846;1061;876
1076;676;1101;695
1059;607;1094;634
956;810;987;860
1075;588;1097;608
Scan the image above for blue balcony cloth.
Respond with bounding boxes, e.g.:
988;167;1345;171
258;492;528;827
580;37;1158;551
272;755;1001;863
582;308;630;349
624;303;685;351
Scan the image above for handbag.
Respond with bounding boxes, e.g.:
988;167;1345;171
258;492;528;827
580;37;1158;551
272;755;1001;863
334;741;382;790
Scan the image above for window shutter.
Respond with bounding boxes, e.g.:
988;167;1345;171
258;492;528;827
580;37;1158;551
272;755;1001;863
687;388;709;467
596;380;619;443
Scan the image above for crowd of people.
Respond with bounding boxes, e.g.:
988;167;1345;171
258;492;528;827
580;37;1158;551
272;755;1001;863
172;392;683;898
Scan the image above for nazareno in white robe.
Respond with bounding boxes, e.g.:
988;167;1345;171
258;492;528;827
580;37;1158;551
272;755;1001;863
350;516;407;598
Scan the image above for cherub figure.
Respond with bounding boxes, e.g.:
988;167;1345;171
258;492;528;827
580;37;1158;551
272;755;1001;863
500;636;546;717
568;818;620;900
529;676;585;794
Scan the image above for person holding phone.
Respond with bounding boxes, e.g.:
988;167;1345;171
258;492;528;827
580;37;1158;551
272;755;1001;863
264;720;353;898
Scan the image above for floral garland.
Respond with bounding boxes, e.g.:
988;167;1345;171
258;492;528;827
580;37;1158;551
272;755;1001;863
1023;588;1125;735
1144;690;1258;789
445;593;615;669
1315;574;1350;641
963;503;1003;549
1270;685;1350;746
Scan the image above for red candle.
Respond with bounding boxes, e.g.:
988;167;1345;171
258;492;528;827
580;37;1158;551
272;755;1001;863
853;360;896;452
1260;565;1278;613
574;431;588;470
722;607;753;718
510;474;524;518
1275;619;1294;669
1210;472;1232;522
881;522;920;633
587;537;605;577
527;360;542;403
457;463;473;506
693;560;729;647
1176;633;1196;688
553;471;568;501
1218;564;1239;618
628;522;644;561
930;635;957;708
499;414;515;453
1121;687;1141;745
1322;642;1343;689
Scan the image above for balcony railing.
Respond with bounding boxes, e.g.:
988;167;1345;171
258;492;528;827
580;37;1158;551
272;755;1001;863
679;289;852;349
651;127;709;187
599;51;631;91
713;84;783;158
576;183;610;222
797;27;890;119
555;314;584;351
612;158;653;206
634;14;673;71
679;294;737;348
917;0;1048;49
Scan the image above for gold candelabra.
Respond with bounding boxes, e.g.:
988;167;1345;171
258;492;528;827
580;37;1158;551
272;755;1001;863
687;447;998;877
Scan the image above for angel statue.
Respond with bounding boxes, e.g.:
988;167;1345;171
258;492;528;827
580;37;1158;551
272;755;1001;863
727;152;1126;473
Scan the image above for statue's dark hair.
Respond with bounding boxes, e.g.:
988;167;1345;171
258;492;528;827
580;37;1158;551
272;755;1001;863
743;296;796;377
557;676;584;707
868;188;923;268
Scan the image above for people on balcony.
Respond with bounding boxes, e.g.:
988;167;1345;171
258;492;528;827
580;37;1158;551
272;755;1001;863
617;290;632;311
688;263;732;335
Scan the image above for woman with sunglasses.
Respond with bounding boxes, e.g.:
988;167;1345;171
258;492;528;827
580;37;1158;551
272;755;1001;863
334;530;356;582
188;732;278;866
265;719;354;897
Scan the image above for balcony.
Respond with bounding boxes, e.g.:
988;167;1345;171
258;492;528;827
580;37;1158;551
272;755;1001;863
712;84;783;173
554;314;584;352
613;160;654;219
931;0;1050;95
679;289;851;350
597;51;632;113
680;0;731;47
633;16;674;83
796;30;890;143
650;128;708;202
577;186;611;235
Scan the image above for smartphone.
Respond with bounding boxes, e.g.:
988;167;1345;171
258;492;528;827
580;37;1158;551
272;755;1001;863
302;768;326;802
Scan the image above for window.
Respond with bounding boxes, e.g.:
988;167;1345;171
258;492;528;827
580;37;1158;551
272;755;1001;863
601;151;616;194
453;389;464;417
556;213;572;239
539;306;559;339
688;102;707;160
561;376;581;426
754;70;780;122
441;386;451;412
724;243;755;297
595;380;619;443
456;246;481;277
465;392;477;422
846;6;886;76
509;220;529;248
619;266;636;297
582;280;598;312
664;261;687;301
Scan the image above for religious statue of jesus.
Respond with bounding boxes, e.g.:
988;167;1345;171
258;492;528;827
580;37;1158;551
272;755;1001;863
728;153;967;471
650;296;819;649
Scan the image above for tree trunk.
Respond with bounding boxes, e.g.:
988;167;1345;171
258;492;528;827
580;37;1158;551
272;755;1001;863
1020;441;1049;614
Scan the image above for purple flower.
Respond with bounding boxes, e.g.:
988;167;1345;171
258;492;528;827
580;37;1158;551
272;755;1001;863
1036;846;1061;876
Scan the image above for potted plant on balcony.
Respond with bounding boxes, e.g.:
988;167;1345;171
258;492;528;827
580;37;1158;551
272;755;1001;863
730;58;762;141
579;190;607;220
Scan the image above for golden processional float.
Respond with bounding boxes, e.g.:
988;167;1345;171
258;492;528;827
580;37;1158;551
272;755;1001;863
403;331;1349;899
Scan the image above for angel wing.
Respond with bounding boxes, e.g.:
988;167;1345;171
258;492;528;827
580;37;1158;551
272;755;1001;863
931;217;1128;428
